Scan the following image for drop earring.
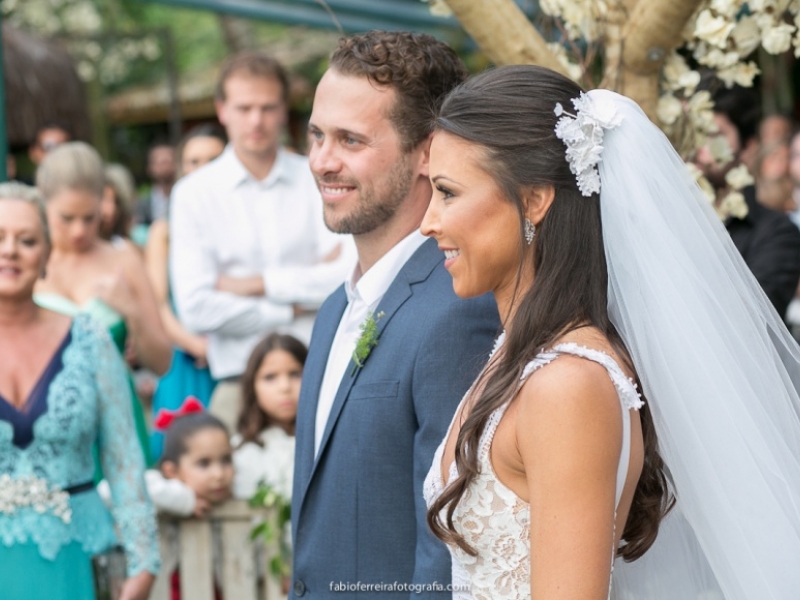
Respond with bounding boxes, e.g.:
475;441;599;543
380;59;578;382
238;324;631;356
524;218;535;245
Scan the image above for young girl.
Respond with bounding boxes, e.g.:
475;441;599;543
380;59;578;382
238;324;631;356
158;399;235;517
97;399;231;598
232;333;307;501
99;397;234;517
155;399;233;600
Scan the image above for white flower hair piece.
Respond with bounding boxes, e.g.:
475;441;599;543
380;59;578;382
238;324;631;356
554;92;623;197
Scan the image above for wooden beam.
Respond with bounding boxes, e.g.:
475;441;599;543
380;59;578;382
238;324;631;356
622;0;704;74
618;0;704;119
445;0;572;79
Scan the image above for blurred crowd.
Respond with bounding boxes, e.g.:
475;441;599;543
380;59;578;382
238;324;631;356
22;53;355;428
694;84;800;329
0;50;353;599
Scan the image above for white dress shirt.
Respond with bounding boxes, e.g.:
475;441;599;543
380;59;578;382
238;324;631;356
314;230;428;455
232;427;295;500
170;146;355;379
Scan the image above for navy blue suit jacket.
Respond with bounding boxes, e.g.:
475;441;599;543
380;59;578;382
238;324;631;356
290;238;499;599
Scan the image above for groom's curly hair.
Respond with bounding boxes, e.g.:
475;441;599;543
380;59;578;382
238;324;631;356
329;30;468;153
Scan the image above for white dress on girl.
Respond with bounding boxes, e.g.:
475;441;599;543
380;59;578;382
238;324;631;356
232;426;295;500
423;339;642;600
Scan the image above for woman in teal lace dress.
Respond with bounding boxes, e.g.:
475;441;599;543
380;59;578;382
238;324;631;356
34;142;172;468
0;183;159;600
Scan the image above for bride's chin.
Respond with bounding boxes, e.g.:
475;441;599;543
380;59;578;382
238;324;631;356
451;279;484;300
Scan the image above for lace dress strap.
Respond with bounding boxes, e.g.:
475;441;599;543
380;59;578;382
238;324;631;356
550;343;643;411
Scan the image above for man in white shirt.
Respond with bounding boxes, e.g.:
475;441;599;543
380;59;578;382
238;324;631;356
170;52;352;431
291;32;498;599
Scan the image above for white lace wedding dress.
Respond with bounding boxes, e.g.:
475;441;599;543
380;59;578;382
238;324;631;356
423;339;643;600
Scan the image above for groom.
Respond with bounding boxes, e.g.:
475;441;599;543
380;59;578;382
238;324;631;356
291;31;499;599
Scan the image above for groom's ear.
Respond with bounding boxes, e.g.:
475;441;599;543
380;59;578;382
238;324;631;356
415;132;435;178
523;185;556;226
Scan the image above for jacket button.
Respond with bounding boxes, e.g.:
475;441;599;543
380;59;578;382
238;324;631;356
293;580;306;597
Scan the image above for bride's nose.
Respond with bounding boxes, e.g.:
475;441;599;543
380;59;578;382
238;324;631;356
420;193;441;239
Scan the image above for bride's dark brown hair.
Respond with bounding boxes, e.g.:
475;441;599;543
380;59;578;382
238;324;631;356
426;65;673;561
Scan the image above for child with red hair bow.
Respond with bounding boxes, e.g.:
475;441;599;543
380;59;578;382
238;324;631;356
101;397;232;599
100;396;233;517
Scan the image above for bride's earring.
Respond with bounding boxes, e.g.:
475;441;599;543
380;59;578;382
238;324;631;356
524;218;535;245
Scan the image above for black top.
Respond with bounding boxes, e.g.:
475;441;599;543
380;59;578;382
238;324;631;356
726;186;800;319
0;330;72;449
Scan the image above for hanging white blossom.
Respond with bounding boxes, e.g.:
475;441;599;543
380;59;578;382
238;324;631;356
726;164;756;189
695;9;736;48
657;94;683;125
761;21;796;54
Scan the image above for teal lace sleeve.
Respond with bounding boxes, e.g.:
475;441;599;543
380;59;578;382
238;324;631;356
92;320;161;576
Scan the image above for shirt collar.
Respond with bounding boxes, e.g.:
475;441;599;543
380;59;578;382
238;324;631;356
219;145;292;191
344;230;428;308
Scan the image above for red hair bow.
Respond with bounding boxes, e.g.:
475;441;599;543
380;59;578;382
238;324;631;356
153;396;205;432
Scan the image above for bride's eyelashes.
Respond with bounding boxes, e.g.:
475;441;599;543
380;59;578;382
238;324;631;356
435;184;455;200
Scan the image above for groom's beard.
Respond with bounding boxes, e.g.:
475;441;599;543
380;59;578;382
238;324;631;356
320;155;413;236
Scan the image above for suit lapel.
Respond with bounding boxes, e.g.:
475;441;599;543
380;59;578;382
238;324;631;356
307;239;443;482
310;279;412;471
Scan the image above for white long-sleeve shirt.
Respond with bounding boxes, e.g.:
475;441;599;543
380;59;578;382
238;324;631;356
169;146;354;379
232;427;295;501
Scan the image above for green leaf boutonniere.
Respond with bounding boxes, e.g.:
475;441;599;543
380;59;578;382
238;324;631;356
351;310;385;376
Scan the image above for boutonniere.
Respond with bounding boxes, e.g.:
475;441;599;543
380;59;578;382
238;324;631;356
351;311;385;376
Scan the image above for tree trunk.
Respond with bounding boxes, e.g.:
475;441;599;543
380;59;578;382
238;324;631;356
619;0;704;119
444;0;572;79
217;15;255;53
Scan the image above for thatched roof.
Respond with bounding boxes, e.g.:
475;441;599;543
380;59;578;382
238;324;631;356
107;66;217;125
3;25;91;147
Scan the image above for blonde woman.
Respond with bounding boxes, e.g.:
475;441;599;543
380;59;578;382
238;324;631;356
35;142;171;466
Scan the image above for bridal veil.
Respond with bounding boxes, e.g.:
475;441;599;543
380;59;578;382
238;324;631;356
580;90;800;599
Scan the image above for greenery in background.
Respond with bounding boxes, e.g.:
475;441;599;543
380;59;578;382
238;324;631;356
3;0;486;97
249;481;292;582
113;1;313;93
108;2;229;93
2;0;303;91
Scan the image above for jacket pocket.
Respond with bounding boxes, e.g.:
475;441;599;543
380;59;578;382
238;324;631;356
349;380;400;400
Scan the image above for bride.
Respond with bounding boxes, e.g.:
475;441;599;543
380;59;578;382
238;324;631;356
422;65;800;600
